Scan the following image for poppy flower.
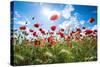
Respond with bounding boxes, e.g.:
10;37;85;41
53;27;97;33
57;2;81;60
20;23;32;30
56;32;60;35
67;36;70;40
53;41;57;45
33;40;40;46
51;25;56;31
72;31;75;34
93;29;97;32
70;32;72;36
76;28;81;33
19;26;26;30
46;32;49;35
39;28;42;32
50;32;54;35
32;32;37;36
59;32;64;38
65;35;70;41
32;17;35;20
76;28;81;32
85;29;93;35
48;36;52;43
60;28;64;32
88;17;95;23
34;23;39;28
41;30;45;35
82;27;86;29
50;14;59;21
29;29;34;32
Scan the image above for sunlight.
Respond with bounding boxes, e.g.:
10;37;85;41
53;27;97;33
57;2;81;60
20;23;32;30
43;7;60;20
43;7;51;17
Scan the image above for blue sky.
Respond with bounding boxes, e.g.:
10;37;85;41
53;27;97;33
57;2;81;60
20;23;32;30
11;1;97;33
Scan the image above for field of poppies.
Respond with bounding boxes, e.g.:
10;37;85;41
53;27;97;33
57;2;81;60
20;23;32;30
11;21;97;65
11;2;97;66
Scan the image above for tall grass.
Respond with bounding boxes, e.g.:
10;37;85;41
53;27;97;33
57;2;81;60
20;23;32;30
13;37;97;66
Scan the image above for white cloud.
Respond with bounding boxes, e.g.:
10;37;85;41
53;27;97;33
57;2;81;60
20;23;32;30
16;21;27;25
62;5;74;19
59;21;74;30
15;11;21;18
16;19;31;26
59;15;86;33
92;25;97;30
80;20;85;25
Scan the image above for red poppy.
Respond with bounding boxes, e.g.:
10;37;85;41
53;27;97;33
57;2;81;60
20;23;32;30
29;29;34;32
39;28;42;32
51;25;56;31
67;36;70;40
48;36;52;43
76;28;81;32
34;23;39;28
50;32;54;35
82;27;86;29
65;35;70;41
60;28;64;32
85;29;93;35
53;41;57;45
41;30;45;35
76;28;81;33
46;32;49;35
19;26;26;30
32;32;37;36
70;32;72;36
50;14;59;21
56;32;60;35
72;31;75;34
88;17;95;23
59;32;64;38
93;29;97;32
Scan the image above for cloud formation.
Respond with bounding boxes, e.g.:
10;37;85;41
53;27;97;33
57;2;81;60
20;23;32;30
62;5;74;19
15;11;21;18
92;25;97;30
16;21;27;25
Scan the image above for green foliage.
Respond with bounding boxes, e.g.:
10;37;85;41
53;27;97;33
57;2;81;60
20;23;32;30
13;38;97;66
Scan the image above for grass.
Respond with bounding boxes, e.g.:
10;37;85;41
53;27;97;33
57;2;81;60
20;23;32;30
12;37;97;66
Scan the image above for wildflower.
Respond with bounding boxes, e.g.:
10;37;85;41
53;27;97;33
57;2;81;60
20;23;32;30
51;25;56;31
59;32;64;38
60;28;64;32
19;26;26;30
50;32;54;35
88;17;95;23
32;32;37;36
76;28;81;32
48;36;52;43
85;29;93;35
29;29;34;32
34;23;39;28
41;30;45;35
82;26;86;29
39;28;42;32
76;28;81;34
66;35;71;41
50;14;59;21
93;29;97;33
